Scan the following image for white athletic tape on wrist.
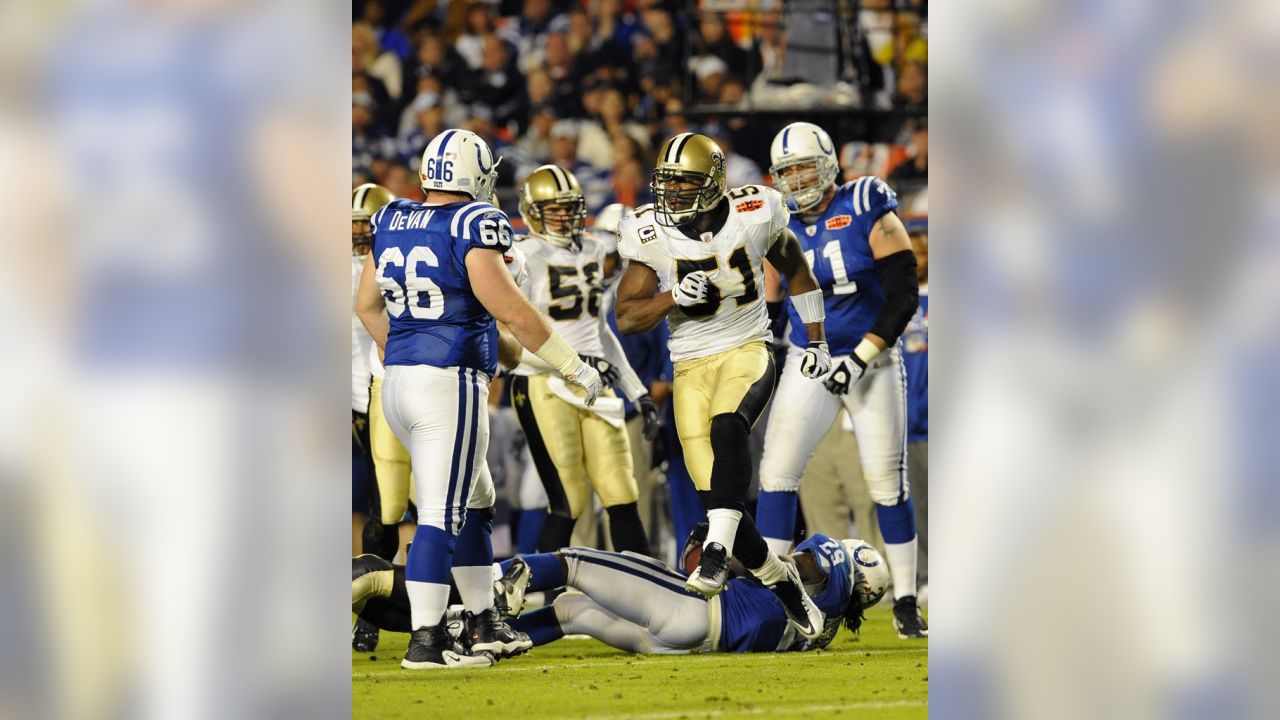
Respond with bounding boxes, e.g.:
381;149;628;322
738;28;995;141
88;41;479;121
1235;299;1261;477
792;289;826;325
853;338;881;367
534;332;582;377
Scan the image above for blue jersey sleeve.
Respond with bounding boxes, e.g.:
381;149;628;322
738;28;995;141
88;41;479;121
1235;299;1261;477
845;175;898;224
451;202;514;269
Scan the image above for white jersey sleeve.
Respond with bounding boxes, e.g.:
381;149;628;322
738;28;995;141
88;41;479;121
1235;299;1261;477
351;256;374;412
511;235;609;376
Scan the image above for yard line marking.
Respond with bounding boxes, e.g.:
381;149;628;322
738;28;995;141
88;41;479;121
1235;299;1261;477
581;700;927;719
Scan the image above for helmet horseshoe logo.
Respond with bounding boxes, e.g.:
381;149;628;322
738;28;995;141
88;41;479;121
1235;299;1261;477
475;144;492;174
814;131;834;156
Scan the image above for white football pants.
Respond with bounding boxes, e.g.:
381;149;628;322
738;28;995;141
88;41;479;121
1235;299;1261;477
554;548;710;654
381;364;495;533
759;345;909;506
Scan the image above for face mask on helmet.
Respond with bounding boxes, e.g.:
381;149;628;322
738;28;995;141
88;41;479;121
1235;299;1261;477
771;155;838;212
532;197;586;245
352;218;373;257
651;169;718;226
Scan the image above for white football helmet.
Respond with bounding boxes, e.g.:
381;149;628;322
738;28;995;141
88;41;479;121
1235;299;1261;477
592;202;630;255
769;121;840;213
842;539;890;609
420;128;501;202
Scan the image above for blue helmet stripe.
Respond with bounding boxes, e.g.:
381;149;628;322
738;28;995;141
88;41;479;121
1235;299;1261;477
436;129;458;165
781;126;792;154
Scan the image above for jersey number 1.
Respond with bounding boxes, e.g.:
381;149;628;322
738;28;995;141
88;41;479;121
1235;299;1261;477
675;247;758;318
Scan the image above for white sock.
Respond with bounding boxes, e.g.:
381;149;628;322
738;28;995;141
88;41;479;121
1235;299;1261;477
451;565;496;614
750;551;787;586
406;581;452;630
764;537;794;557
704;508;742;554
885;539;918;600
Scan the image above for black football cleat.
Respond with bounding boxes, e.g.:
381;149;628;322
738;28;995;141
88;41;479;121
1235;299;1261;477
685;541;730;597
401;622;494;670
494;558;532;619
768;560;825;640
352;617;380;653
893;595;929;639
466;608;533;657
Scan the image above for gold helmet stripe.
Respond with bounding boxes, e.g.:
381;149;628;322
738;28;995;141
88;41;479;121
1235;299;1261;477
665;132;694;163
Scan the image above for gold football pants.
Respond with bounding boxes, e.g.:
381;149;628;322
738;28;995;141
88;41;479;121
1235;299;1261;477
510;374;637;519
368;375;416;525
672;340;776;491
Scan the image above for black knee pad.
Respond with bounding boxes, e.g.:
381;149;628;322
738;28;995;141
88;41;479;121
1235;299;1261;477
709;413;749;453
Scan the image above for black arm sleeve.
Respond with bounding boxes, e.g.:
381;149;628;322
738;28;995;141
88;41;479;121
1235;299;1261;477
869;249;919;347
766;300;787;339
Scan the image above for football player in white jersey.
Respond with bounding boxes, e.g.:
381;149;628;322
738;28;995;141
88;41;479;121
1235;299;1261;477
613;132;832;640
355;129;603;669
507;165;659;555
758;121;926;638
352;182;398;652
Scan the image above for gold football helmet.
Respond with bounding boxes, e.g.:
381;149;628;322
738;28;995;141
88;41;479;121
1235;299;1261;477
650;132;726;226
519;164;587;247
351;183;395;257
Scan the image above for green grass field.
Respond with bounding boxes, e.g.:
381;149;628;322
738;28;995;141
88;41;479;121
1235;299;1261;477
352;606;927;719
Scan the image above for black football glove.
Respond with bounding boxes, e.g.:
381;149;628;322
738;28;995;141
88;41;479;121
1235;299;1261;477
637;394;660;440
822;357;867;396
579;354;620;387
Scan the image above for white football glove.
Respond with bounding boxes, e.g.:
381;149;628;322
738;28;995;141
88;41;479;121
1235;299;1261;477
565;360;603;407
799;341;832;379
671;271;710;307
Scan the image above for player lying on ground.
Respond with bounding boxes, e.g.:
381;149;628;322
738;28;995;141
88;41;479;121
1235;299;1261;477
353;528;889;655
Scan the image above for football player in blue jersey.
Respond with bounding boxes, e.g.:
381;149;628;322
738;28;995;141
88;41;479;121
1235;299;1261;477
755;122;927;638
351;528;890;655
355;129;605;669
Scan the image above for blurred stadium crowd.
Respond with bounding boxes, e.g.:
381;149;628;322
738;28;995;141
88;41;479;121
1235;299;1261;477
351;1;930;581
353;0;929;219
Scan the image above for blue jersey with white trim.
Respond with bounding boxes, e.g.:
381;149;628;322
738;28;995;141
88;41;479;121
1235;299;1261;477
782;176;899;355
371;198;514;375
716;532;854;653
903;289;928;440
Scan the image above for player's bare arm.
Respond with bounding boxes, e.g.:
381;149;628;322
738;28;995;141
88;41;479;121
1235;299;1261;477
355;252;389;351
765;228;825;343
468;247;603;402
496;325;523;370
863;211;918;351
614;260;677;335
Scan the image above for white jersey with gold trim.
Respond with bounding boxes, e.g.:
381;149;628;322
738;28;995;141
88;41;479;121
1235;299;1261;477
512;233;609;375
352;255;374;412
617;185;789;362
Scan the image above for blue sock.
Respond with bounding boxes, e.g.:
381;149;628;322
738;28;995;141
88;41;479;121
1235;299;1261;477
876;497;918;544
453;508;494;567
516;509;546;555
405;524;455;584
666;459;706;560
499;552;566;591
510;607;564;646
756;490;798;543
